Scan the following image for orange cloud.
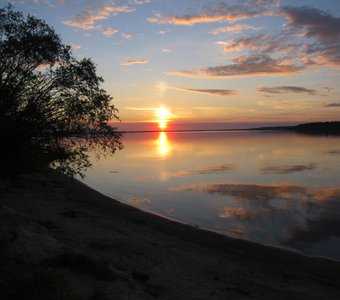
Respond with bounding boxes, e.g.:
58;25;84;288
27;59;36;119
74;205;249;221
63;5;133;30
96;26;118;37
148;13;255;26
121;59;149;66
147;1;277;25
218;35;270;52
63;18;98;30
70;43;81;50
210;24;262;35
103;6;133;14
166;55;303;78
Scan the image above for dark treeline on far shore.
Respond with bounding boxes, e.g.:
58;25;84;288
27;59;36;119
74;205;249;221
251;121;340;135
118;121;340;135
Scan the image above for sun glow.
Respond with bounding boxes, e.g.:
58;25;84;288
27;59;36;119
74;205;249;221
155;106;172;130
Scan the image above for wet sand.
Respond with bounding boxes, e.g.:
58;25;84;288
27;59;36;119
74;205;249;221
1;169;340;299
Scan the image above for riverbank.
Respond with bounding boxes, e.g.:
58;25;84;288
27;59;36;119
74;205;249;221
1;169;340;299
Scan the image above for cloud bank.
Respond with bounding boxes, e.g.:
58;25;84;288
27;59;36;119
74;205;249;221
160;3;340;78
281;6;340;42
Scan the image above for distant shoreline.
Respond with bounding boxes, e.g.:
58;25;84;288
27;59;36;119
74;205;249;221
117;128;243;134
117;121;340;135
249;121;340;135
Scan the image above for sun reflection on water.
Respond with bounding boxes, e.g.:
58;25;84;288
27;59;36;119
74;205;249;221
83;131;340;260
155;131;171;158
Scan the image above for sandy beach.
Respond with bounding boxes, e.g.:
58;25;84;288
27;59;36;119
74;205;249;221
1;169;340;299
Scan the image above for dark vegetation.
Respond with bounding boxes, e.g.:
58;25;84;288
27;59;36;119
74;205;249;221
252;121;340;135
0;5;122;177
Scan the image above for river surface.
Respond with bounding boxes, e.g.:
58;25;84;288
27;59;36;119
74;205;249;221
81;130;340;260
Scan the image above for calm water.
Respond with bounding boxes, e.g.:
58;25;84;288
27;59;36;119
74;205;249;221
81;131;340;260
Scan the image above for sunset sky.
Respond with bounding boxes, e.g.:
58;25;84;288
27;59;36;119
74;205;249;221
6;0;340;128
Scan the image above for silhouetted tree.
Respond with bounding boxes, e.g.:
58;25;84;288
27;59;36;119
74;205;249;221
0;5;122;176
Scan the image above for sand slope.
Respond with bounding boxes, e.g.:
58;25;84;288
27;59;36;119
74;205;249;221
1;170;340;299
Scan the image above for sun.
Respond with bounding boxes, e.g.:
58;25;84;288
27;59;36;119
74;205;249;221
155;107;172;130
156;107;171;121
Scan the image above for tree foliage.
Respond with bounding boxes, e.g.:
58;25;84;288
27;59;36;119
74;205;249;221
0;5;122;176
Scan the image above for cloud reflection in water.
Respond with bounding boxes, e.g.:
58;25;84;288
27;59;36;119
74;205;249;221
170;181;340;256
128;197;151;206
139;163;238;181
83;131;340;259
259;163;316;174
